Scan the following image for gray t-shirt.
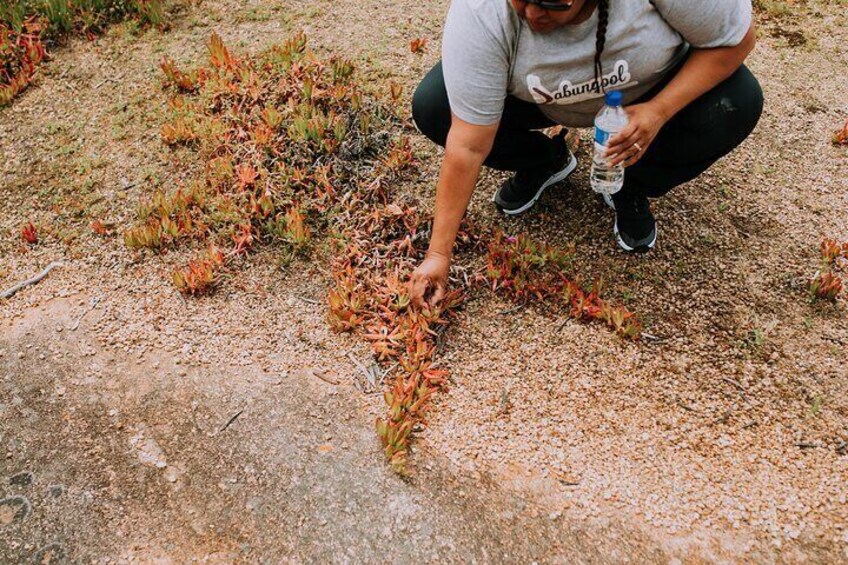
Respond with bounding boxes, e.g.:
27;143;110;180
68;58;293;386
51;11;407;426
442;0;752;127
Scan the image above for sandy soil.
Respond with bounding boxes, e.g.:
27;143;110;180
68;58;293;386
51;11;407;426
1;0;847;562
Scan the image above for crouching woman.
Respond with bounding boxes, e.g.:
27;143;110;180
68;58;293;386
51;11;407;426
408;0;763;308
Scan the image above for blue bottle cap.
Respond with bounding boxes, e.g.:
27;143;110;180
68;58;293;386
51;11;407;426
604;91;623;106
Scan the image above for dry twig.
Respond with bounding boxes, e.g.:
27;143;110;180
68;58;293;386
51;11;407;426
216;407;245;435
676;399;699;413
796;442;820;450
722;377;746;394
498;301;527;316
308;367;339;386
68;295;103;331
1;262;62;299
498;384;510;415
347;351;383;392
822;335;846;346
714;405;736;425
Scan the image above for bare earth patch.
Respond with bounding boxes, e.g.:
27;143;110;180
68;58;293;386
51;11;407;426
1;0;847;562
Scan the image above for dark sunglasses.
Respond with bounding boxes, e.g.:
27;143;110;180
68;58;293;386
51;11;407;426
522;0;575;11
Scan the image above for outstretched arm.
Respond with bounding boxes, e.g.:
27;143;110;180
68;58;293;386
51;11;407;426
607;23;757;166
409;114;498;310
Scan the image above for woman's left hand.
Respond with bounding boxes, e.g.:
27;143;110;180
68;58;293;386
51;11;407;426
605;102;669;167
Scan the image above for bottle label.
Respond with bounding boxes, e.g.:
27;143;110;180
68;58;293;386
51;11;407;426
594;128;611;146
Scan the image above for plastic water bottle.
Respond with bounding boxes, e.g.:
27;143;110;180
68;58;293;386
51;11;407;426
590;90;628;195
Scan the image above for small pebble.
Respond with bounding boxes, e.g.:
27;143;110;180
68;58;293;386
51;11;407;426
0;495;31;525
9;471;34;487
33;542;67;564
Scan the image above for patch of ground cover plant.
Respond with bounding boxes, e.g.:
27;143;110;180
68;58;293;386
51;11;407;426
0;0;165;106
0;16;45;105
486;232;641;339
752;0;815;50
125;31;404;292
808;238;848;302
753;0;811;21
20;221;38;244
326;199;476;472
348;227;641;473
131;33;642;474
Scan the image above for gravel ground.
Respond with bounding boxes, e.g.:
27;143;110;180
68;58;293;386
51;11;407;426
3;295;672;563
1;0;847;562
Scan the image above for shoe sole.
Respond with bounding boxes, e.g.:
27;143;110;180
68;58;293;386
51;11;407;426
493;153;578;215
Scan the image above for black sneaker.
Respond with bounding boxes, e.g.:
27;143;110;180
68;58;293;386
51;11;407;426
492;130;577;215
604;189;657;252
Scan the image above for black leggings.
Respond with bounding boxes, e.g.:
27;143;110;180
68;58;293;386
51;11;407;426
411;60;764;198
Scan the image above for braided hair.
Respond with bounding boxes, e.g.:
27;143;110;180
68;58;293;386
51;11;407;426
593;0;609;93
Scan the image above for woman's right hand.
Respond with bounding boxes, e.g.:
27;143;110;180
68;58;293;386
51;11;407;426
407;113;496;311
409;250;451;310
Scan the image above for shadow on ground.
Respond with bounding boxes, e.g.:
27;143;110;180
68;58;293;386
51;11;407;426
1;298;668;563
